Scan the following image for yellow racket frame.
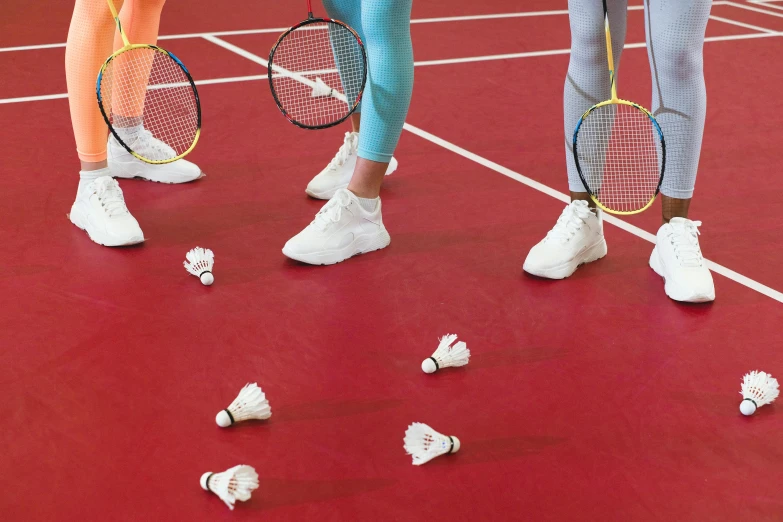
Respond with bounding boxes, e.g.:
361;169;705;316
96;0;201;164
572;0;665;216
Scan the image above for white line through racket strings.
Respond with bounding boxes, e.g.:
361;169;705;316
575;103;663;213
269;21;364;128
99;48;199;162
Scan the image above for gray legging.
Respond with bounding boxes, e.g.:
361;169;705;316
565;0;712;199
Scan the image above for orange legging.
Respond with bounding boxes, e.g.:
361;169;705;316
65;0;166;163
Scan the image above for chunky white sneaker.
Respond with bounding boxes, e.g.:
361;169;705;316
283;188;391;265
523;200;607;279
649;218;715;302
69;176;144;247
305;131;398;200
108;132;202;184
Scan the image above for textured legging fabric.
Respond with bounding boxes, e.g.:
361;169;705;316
564;0;711;198
66;0;166;162
322;0;414;163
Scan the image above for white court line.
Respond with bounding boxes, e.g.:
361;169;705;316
202;34;269;67
0;2;737;54
709;14;777;32
0;93;70;104
202;37;783;304
3;28;782;105
748;2;783;11
0;75;269;105
725;1;783;17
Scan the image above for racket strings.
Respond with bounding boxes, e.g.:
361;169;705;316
100;47;199;162
270;22;364;128
576;103;663;213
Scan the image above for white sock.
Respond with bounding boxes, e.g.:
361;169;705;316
356;196;379;213
78;167;111;196
115;124;143;143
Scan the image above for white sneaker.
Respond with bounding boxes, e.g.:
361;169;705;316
283;188;391;265
305;131;398;200
649;218;715;302
523;200;607;279
69;176;144;247
108;132;202;184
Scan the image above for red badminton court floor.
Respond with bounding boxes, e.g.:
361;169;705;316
2;1;783;521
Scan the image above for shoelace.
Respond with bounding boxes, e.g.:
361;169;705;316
326;133;358;170
92;177;129;217
667;220;704;268
313;190;352;230
545;201;594;243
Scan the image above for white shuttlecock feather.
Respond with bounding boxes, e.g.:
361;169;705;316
421;334;470;374
739;370;779;416
200;465;259;510
184;247;214;286
403;422;460;466
311;77;334;98
216;383;271;427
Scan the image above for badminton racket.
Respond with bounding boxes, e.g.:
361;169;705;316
96;0;201;164
572;0;666;215
268;0;367;130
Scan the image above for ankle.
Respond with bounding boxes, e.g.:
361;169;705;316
78;167;111;195
570;192;596;209
347;187;380;199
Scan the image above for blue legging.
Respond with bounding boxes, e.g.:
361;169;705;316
323;0;414;163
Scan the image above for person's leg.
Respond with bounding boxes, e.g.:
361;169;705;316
645;0;714;302
66;0;122;172
66;0;144;246
645;0;710;222
523;0;628;279
284;0;414;265
106;0;203;184
347;0;413;199
565;0;629;203
306;0;401;200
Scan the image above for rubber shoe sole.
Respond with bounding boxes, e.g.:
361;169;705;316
523;238;607;279
69;202;144;247
649;246;715;303
283;229;391;265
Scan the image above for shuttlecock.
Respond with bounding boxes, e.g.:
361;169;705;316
184;247;214;285
311;77;334;98
739;370;779;416
403;422;460;466
200;465;259;510
216;383;271;427
422;334;470;374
